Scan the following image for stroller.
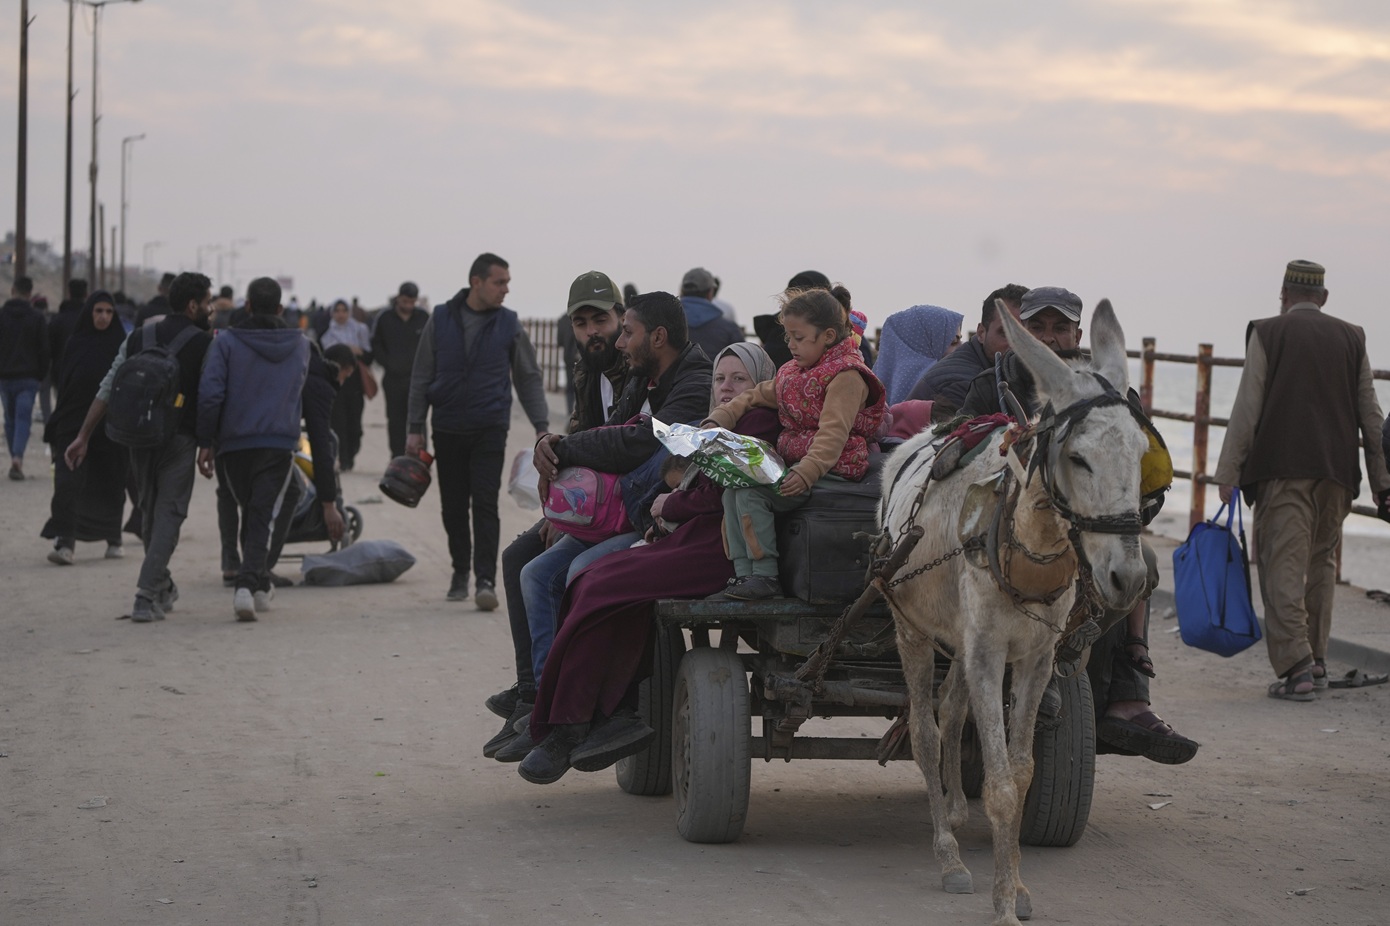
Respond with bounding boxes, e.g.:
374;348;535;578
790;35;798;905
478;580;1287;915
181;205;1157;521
278;435;364;556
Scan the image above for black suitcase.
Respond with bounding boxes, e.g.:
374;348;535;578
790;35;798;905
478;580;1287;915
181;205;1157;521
777;455;883;603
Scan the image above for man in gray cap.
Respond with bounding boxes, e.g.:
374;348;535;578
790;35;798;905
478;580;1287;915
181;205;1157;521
1216;260;1390;701
679;267;743;360
960;285;1199;765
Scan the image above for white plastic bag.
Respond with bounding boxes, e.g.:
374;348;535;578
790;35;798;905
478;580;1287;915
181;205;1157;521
508;448;541;510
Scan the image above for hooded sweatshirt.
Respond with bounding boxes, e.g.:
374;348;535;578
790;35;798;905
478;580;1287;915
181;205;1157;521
679;295;744;361
197;315;310;454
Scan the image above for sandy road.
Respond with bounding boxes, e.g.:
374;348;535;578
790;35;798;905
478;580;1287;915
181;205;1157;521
2;396;1387;926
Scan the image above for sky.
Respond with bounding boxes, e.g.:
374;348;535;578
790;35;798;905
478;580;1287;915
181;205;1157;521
2;0;1389;357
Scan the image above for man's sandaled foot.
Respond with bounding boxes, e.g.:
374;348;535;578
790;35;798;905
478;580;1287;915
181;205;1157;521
1268;666;1315;702
1097;710;1199;764
1125;635;1156;679
1311;658;1328;690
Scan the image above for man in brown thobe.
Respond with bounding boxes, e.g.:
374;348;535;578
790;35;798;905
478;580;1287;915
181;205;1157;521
1215;260;1390;701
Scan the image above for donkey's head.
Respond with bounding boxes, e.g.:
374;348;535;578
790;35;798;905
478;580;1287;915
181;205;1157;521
1001;298;1149;610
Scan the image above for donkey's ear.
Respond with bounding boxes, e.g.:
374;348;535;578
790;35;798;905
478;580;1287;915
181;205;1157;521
1088;299;1129;394
998;299;1078;406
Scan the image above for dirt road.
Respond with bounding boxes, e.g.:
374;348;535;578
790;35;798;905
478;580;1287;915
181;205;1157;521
3;398;1387;926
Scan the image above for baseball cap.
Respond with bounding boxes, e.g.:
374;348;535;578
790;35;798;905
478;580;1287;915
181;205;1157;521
681;267;717;295
567;271;623;316
1018;286;1083;323
398;281;419;298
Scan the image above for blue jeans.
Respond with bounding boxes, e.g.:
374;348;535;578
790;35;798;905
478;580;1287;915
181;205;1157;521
1;377;41;461
521;530;639;683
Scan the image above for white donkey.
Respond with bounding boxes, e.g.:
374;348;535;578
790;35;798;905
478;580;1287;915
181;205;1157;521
879;301;1149;926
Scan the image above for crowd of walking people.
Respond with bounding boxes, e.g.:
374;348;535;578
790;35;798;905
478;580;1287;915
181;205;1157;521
3;254;1389;789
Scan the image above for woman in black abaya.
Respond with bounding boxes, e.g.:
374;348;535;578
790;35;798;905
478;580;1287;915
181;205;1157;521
42;291;130;564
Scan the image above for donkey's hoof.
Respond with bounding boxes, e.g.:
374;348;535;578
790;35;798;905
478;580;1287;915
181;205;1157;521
1016;886;1033;920
942;869;974;894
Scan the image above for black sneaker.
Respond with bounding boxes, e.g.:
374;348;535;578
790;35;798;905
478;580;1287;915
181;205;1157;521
485;684;531;719
475;579;499;611
570;711;657;772
446;573;469;602
722;575;783;600
705;578;738;601
518;723;590;785
482;699;534;758
494;726;536;763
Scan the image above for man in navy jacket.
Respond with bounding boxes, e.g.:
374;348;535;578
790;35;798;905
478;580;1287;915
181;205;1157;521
197;277;310;621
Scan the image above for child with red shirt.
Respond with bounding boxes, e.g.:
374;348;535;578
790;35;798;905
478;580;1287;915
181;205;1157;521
704;285;886;600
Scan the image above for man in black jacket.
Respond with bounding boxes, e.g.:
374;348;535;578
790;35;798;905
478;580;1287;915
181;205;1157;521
908;283;1027;413
66;273;214;623
370;282;428;459
486;290;711;760
0;276;50;480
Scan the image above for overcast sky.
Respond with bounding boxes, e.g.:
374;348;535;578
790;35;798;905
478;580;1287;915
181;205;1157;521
3;0;1388;356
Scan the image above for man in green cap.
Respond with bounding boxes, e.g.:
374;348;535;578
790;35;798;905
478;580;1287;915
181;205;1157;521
1216;259;1390;701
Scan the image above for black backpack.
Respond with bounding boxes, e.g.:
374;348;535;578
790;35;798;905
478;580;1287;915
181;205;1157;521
105;318;201;448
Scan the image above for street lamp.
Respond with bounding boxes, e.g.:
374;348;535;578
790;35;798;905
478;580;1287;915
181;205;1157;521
142;239;162;268
119;132;144;291
69;0;143;286
228;238;255;292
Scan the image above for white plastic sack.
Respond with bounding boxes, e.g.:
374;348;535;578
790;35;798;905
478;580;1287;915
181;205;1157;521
508;449;541;510
301;539;417;587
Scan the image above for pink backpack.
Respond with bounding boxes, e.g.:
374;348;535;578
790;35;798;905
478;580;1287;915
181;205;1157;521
543;466;630;543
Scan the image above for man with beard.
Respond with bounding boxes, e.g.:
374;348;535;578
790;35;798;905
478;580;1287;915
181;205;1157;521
485;286;714;762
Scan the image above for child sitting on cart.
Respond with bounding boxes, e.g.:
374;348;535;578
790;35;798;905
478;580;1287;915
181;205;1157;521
704;285;887;600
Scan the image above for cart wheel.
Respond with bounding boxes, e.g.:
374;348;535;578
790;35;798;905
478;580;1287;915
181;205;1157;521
1020;668;1095;847
616;623;685;796
673;647;751;844
346;506;363;542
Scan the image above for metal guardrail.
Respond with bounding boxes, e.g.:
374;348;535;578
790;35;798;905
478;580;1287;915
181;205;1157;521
1128;337;1388;528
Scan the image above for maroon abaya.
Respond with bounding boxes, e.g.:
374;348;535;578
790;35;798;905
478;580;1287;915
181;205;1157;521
531;408;779;736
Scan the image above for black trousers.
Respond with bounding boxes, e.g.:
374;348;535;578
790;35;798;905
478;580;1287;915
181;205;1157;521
220;448;296;593
383;374;409;459
432;427;508;585
218;455;304;574
501;521;547;694
331;376;365;470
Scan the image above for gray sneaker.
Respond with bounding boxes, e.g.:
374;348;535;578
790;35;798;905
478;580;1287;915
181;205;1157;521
475;579;499;611
131;594;165;624
233;588;256;622
157;582;179;614
48;546;75;566
254;587;274;613
104;543;125;560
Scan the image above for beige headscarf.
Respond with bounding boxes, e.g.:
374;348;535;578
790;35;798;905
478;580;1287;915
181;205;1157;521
710;342;777;413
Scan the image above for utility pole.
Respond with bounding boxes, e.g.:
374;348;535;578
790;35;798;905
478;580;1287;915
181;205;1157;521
83;0;144;284
63;0;75;290
119;132;144;291
15;0;32;278
98;202;106;287
142;239;162;268
109;222;116;290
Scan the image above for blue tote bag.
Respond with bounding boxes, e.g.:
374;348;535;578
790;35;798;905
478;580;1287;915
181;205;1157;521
1172;500;1263;657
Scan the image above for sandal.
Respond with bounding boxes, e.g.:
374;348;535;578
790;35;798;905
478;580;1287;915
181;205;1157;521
1327;668;1390;689
1124;635;1156;679
1311;659;1328;690
1097;710;1199;765
1268;663;1315;702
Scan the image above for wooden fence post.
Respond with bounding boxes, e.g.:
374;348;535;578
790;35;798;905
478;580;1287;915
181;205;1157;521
1140;337;1155;414
1189;343;1213;529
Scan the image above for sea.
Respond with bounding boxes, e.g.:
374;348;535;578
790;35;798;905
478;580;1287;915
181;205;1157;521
1134;357;1389;590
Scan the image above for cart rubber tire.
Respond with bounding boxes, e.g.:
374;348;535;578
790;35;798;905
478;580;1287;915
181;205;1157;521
347;506;363;542
673;647;751;844
616;623;686;796
1020;668;1095;847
